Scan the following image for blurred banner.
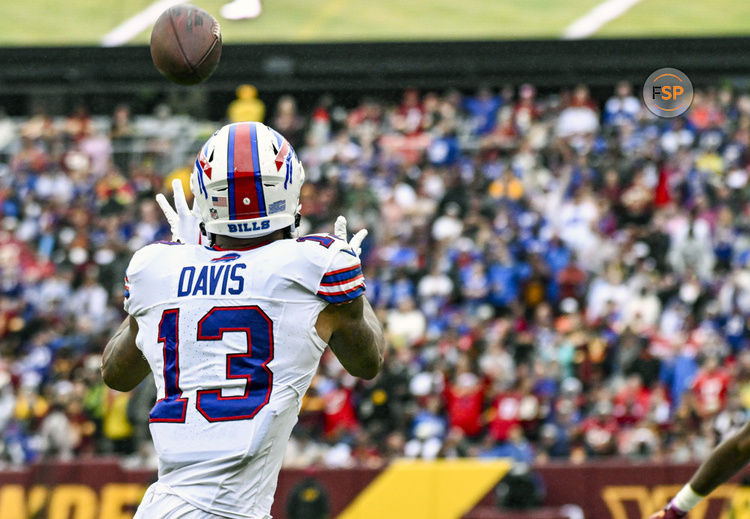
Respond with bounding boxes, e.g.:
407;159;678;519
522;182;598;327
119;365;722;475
1;459;750;518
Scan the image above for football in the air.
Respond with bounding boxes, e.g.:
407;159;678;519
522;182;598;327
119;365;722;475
150;4;222;86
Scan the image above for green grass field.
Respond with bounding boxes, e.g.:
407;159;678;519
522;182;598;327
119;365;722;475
598;0;750;38
2;0;750;46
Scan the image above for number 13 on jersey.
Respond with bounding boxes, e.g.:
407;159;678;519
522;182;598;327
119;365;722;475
150;306;274;423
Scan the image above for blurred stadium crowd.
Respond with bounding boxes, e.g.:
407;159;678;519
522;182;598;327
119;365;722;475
0;81;749;470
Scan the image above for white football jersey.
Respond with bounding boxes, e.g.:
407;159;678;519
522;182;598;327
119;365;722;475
123;234;365;519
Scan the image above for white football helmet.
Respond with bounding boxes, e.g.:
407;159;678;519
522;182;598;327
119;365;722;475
190;122;305;239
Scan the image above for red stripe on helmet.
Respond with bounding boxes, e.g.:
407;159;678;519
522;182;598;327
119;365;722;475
231;123;262;219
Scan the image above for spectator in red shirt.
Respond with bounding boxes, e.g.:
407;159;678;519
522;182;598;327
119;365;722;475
488;390;522;442
444;365;484;438
613;375;652;426
581;402;620;457
691;356;731;417
323;386;359;438
394;88;424;136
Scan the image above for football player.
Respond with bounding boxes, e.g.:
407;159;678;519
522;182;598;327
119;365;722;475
102;122;385;519
649;421;750;517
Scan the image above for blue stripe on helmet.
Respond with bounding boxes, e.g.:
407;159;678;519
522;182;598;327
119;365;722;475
227;124;236;219
249;123;267;217
194;158;208;197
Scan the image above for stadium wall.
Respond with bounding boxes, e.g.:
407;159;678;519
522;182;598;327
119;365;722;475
2;37;750;118
1;459;749;518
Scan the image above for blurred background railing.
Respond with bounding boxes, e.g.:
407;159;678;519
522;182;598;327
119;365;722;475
2;38;750;118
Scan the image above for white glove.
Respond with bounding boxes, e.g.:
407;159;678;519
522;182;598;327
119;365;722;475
334;215;368;257
155;179;204;245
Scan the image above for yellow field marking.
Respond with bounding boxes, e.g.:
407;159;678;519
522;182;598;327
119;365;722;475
338;458;512;519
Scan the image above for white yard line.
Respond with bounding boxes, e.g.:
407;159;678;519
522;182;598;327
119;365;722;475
563;0;645;39
100;0;187;47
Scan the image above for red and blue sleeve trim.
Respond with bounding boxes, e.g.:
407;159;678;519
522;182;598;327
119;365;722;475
317;285;365;305
320;264;362;285
317;263;365;304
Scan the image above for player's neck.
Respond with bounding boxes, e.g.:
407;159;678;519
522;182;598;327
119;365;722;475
212;229;285;250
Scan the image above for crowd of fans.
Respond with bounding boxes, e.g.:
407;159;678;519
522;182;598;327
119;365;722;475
1;81;750;471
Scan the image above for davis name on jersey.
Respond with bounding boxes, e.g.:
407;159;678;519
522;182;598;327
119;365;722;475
123;234;364;519
177;261;246;296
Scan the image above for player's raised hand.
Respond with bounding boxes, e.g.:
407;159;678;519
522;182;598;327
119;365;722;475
334;215;367;257
155;179;204;245
649;505;687;519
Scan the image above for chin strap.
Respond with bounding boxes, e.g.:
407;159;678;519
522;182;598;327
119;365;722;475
201;223;215;247
291;212;302;238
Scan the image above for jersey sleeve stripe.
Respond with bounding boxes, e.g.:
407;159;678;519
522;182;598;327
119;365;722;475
317;278;365;296
319;273;364;288
317;286;365;304
317;279;366;297
322;264;361;278
321;265;363;285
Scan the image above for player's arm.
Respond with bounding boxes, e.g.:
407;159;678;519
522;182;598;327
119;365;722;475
101;316;150;392
316;295;385;379
650;421;750;518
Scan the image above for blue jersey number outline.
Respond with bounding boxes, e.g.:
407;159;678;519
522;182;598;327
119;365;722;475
150;306;274;423
297;234;356;257
150;309;189;422
296;235;336;248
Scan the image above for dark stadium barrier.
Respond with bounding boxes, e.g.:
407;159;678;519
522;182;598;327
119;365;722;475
2;37;750;118
1;459;750;518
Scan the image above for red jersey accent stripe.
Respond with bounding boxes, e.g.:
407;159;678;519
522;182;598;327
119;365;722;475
323;264;361;278
317;283;366;297
319;274;365;288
